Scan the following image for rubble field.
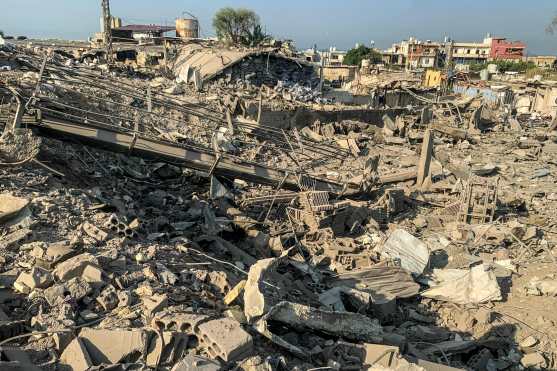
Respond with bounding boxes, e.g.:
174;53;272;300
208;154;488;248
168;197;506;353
0;41;557;371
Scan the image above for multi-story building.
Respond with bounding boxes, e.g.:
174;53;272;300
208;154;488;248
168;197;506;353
489;37;526;60
527;56;557;69
302;46;347;66
386;37;442;69
448;38;491;65
407;40;441;69
384;34;527;69
321;47;347;66
446;34;526;65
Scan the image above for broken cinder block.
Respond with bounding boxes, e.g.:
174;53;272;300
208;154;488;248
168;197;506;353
53;253;104;284
81;222;108;242
196;317;253;362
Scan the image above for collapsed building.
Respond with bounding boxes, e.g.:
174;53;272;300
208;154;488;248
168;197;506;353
0;39;556;371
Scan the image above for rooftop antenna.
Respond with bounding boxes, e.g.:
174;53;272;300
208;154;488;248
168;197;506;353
101;0;114;64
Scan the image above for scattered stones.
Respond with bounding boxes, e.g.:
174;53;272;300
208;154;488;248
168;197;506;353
1;36;557;371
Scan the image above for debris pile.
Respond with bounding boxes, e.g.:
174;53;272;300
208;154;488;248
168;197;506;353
0;42;556;371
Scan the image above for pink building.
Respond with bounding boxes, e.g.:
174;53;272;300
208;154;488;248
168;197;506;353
490;37;526;60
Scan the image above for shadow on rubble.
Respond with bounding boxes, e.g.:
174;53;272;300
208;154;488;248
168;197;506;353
386;297;531;371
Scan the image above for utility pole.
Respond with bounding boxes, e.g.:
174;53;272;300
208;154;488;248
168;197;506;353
101;0;114;64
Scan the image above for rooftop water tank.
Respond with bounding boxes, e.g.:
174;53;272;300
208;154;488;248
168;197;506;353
176;18;199;39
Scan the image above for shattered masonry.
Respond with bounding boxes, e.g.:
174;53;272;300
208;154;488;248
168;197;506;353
0;36;556;371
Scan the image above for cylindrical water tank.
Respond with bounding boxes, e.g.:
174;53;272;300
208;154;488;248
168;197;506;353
176;18;199;39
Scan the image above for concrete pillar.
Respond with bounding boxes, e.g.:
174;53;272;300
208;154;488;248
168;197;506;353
416;129;434;188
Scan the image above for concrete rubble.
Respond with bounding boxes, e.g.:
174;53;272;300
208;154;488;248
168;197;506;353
0;39;556;371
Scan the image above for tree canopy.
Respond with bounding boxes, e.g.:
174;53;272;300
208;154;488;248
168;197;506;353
469;60;536;73
343;45;382;66
213;7;269;46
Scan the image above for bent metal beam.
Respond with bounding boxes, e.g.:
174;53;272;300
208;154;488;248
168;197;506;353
0;107;357;195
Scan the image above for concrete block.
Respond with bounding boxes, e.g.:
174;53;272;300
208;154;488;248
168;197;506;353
14;267;53;291
44;277;92;306
146;331;188;367
152;312;210;333
82;222;108;242
196;317;253;362
142;293;168;318
53;253;102;284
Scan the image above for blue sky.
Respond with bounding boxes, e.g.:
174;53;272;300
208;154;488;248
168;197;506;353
1;0;556;55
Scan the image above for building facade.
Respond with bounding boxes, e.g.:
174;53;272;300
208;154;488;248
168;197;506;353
321;47;347;66
386;37;441;69
449;39;491;65
489;37;526;60
527;56;557;69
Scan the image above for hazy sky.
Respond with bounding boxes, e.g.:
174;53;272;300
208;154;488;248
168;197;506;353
1;0;556;55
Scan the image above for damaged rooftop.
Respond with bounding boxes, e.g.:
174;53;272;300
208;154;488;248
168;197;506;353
1;2;557;371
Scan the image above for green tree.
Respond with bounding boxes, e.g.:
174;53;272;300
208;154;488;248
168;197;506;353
492;60;535;73
243;24;271;47
213;7;265;46
0;30;4;38
343;45;382;66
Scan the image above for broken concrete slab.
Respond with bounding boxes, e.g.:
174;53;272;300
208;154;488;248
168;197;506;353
146;331;189;367
258;301;383;343
422;264;502;305
0;228;32;250
32;241;77;270
79;328;151;365
363;343;401;368
171;355;221;371
53;253;104;284
381;229;430;276
520;352;546;368
60;337;93;371
44;277;92;306
243;257;282;322
327;265;420;301
81;222;108;242
0;194;29;224
142;293;168;319
14;267;53;292
524;276;557;296
96;284;119;311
